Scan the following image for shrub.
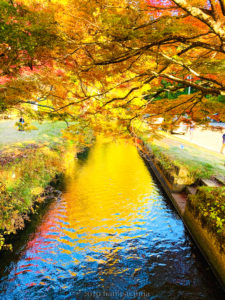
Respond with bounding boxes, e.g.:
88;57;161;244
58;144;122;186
0;145;64;250
188;186;225;249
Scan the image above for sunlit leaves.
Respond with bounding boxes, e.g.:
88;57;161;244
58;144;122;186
0;0;58;76
1;0;225;140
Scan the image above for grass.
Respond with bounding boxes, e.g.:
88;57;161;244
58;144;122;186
0;120;67;149
0;145;65;250
0;119;68;250
144;134;225;180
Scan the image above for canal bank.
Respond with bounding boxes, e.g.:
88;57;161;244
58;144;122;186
0;144;68;251
139;143;225;291
0;140;224;299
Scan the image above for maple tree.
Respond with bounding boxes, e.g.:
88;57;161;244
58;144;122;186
1;0;225;139
0;0;59;112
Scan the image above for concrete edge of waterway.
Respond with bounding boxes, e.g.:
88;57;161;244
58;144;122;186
139;144;225;292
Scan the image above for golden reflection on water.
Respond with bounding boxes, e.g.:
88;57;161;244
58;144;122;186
61;139;155;255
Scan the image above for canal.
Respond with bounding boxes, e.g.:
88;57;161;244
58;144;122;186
0;141;224;299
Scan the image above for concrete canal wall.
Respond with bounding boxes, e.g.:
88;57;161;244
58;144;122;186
139;145;225;290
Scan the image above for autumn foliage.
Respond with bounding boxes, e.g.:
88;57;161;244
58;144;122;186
1;0;225;138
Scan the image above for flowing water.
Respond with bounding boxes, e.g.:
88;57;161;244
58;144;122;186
0;141;224;299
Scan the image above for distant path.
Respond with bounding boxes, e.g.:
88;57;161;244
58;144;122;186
167;126;224;155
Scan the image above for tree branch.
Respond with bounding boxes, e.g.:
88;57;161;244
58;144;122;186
172;0;225;41
219;0;225;16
